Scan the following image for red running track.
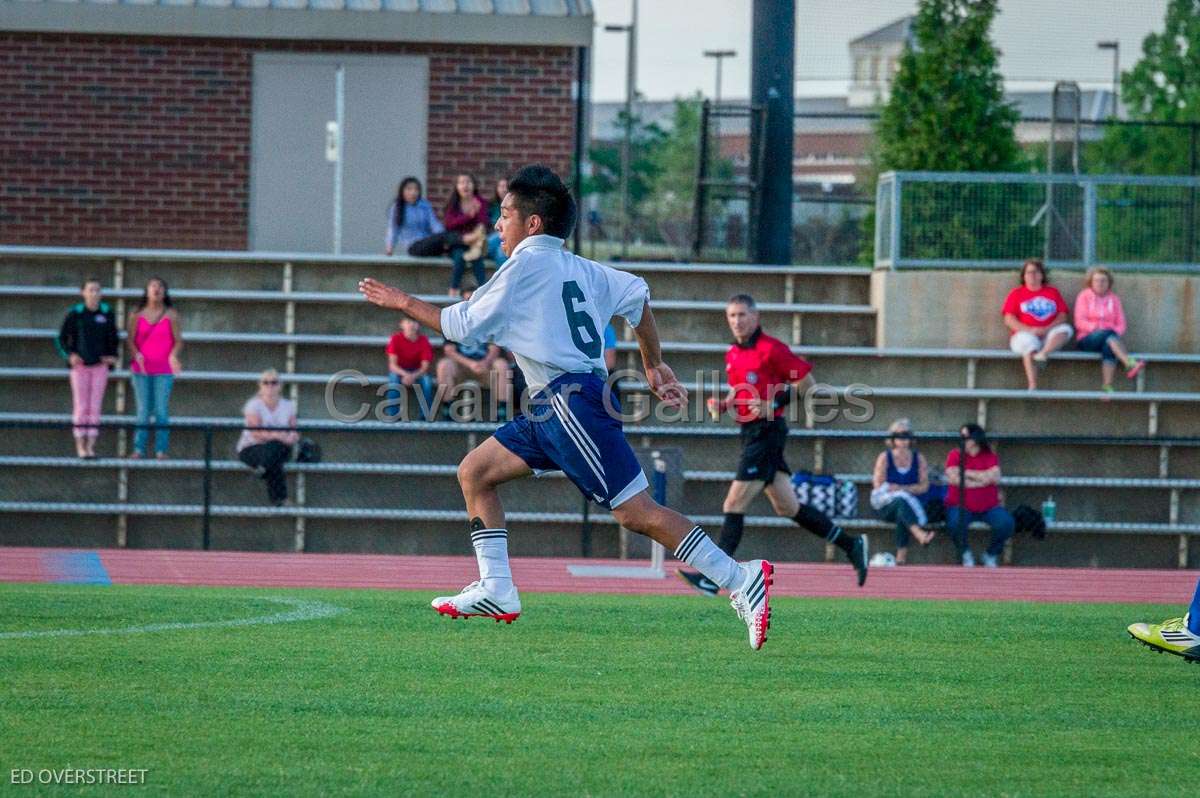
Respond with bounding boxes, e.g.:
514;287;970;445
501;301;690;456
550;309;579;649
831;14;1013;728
0;547;1195;604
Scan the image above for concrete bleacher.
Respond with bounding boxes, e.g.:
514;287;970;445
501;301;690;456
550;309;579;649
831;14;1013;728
1;245;1197;568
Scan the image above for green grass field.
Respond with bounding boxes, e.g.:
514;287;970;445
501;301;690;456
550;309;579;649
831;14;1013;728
0;582;1194;796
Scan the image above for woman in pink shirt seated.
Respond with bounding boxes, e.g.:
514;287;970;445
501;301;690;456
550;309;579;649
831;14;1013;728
1073;267;1146;394
1002;258;1073;391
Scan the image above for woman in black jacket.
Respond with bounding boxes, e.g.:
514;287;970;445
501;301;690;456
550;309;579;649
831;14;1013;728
56;278;118;458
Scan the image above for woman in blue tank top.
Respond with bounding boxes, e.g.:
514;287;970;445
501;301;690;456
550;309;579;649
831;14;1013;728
870;418;934;564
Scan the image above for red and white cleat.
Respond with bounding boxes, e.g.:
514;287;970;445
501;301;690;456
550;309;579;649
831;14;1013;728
729;560;773;650
431;581;522;624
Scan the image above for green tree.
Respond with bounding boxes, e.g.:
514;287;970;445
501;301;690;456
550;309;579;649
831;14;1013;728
582;110;668;208
1089;0;1200;263
865;0;1026;262
641;97;735;255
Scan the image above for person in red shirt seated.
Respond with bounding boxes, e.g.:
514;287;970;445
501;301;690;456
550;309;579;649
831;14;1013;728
1002;258;1073;391
944;423;1014;568
385;316;435;419
677;294;869;596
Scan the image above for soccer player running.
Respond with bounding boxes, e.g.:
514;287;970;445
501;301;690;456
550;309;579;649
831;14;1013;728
359;165;774;650
1128;578;1200;663
677;295;869;596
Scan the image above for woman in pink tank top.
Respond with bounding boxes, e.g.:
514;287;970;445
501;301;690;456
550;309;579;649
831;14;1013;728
126;277;183;459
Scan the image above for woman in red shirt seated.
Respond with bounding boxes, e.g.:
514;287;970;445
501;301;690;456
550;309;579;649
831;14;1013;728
1002;258;1073;390
944;423;1014;568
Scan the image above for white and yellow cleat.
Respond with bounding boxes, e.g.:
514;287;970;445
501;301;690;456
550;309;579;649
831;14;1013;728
1127;614;1200;663
729;560;774;651
432;581;521;624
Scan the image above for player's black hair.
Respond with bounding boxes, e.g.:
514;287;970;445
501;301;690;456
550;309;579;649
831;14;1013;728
727;293;757;310
959;423;991;453
506;164;576;239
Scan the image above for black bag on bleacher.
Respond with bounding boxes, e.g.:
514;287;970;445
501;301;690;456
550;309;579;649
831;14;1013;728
791;471;858;519
296;437;322;464
1012;504;1047;540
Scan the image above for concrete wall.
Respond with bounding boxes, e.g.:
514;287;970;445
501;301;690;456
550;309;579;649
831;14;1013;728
872;267;1200;353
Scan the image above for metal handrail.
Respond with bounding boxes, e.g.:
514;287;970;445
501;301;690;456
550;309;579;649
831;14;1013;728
4;368;1198;403
0;244;868;276
7;326;1196;362
2;413;1199;445
2;456;1197;490
3;501;1197;537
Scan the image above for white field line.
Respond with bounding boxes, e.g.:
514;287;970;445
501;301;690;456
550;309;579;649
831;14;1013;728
0;597;347;640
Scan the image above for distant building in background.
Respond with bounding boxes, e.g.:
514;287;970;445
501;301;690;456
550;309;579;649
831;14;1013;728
847;15;911;109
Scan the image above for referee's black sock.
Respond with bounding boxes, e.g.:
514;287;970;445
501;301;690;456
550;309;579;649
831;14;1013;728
717;513;745;556
793;504;855;555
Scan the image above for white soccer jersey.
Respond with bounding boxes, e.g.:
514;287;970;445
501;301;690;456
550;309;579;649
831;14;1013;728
439;234;649;391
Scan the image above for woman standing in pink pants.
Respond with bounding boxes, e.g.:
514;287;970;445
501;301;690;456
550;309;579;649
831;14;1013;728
56;278;118;458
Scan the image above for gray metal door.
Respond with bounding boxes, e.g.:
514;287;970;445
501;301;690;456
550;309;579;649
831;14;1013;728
250;54;428;254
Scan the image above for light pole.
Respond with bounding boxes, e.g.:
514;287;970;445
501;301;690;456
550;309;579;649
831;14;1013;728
703;49;736;107
1097;40;1119;117
703;49;736;148
605;1;637;259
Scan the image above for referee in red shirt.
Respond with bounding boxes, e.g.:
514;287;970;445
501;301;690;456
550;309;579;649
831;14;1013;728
678;294;869;595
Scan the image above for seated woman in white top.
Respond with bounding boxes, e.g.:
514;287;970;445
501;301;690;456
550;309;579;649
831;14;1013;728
870;418;934;564
236;369;298;506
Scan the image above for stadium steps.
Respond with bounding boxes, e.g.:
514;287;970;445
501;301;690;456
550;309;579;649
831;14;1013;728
1;246;1196;565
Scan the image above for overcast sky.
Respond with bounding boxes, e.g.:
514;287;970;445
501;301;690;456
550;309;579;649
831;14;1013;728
589;0;1172;102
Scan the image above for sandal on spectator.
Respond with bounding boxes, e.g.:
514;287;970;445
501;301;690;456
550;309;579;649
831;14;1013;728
1125;359;1145;379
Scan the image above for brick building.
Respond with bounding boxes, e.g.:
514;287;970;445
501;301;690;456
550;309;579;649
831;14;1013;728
0;0;592;252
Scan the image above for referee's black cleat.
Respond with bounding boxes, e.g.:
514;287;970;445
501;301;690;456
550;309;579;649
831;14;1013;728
677;569;721;597
849;535;869;587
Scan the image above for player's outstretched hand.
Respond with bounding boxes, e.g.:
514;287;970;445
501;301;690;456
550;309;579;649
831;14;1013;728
646;362;688;408
358;278;408;310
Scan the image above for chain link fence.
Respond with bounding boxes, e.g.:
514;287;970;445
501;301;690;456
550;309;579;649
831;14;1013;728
680;109;1200;265
875;171;1200;271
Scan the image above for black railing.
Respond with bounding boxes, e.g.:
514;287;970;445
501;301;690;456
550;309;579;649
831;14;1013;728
1;418;1198;553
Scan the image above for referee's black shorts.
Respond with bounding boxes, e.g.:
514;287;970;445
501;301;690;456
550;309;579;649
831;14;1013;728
734;417;790;483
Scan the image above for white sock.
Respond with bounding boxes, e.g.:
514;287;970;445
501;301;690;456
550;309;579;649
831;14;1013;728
471;527;513;594
674;526;742;589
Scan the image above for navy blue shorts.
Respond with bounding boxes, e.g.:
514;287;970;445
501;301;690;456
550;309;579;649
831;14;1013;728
493;372;648;509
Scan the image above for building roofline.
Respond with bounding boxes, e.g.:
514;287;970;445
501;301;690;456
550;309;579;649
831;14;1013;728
0;2;593;47
849;14;912;46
